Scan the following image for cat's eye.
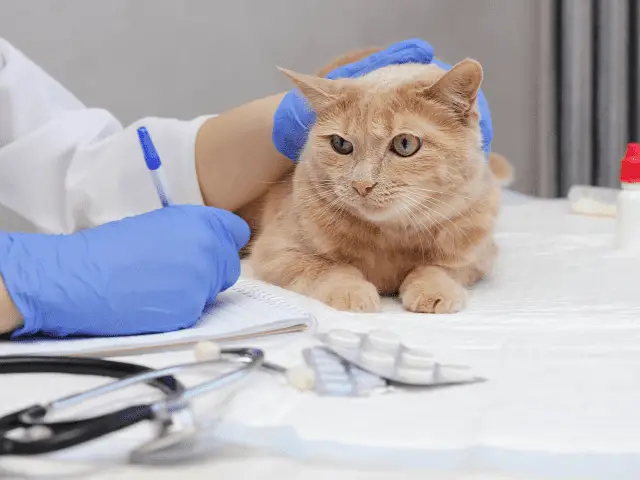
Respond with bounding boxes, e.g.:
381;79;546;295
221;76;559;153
391;134;422;158
330;135;354;155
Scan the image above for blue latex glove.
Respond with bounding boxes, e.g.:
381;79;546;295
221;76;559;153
272;38;493;161
0;205;250;338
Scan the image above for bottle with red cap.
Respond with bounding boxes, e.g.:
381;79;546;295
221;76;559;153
617;142;640;250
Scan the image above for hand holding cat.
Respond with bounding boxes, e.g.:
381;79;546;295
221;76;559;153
272;38;436;161
272;38;493;160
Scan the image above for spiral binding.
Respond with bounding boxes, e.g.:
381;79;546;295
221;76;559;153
231;279;314;321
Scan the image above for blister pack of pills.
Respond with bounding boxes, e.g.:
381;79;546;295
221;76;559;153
302;347;388;396
317;329;483;386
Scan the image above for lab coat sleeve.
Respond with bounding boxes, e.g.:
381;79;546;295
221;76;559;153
0;38;207;234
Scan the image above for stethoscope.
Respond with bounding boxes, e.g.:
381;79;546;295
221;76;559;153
0;346;265;460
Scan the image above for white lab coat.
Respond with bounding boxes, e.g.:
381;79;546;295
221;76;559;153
0;38;207;234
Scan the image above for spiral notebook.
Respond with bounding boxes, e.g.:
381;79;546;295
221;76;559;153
0;280;316;357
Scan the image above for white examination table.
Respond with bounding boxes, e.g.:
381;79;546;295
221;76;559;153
2;191;638;480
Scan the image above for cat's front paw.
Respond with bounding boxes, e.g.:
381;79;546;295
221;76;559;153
400;268;467;314
314;278;381;313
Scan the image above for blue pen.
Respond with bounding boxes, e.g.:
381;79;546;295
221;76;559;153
137;126;174;207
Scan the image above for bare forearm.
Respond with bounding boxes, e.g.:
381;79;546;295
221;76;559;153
195;92;294;212
0;274;21;334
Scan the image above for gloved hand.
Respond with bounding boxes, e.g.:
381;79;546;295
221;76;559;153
0;205;250;338
272;38;492;161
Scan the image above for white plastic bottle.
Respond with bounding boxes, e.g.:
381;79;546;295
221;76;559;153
568;185;619;217
616;143;640;251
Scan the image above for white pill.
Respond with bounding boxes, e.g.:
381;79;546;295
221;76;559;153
401;349;435;369
360;349;395;369
286;366;316;391
396;366;435;384
366;330;401;353
327;329;361;349
194;341;222;362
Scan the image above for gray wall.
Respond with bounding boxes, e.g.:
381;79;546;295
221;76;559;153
0;0;544;194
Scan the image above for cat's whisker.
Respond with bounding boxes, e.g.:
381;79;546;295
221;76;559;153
397;205;425;259
293;183;336;194
399;195;441;244
296;195;329;209
324;199;349;228
403;189;460;222
407;187;482;230
301;190;346;224
402;202;442;236
296;184;336;203
404;196;459;237
298;199;337;219
416;195;472;243
407;185;492;212
404;186;475;201
309;189;342;214
402;194;469;255
398;204;434;260
300;196;336;217
401;194;461;255
257;178;333;186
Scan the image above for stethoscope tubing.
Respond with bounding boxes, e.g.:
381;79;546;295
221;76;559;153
0;355;186;456
0;348;263;456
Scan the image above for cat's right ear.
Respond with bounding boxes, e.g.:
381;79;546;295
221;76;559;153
422;58;483;115
278;67;341;110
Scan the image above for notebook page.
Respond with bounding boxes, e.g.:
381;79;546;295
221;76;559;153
0;280;316;357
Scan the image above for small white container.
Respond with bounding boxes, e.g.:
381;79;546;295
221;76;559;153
616;143;640;252
568;185;619;217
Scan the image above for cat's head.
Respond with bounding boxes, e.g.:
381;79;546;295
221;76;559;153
281;59;488;223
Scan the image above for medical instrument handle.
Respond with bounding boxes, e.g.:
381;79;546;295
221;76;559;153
176;347;264;402
0;404;154;455
0;356;183;395
44;347;261;416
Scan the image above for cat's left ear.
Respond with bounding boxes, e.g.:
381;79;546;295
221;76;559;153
278;67;343;110
424;58;483;114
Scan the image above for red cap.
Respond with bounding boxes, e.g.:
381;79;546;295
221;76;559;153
620;143;640;183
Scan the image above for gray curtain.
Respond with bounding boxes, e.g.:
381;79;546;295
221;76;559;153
539;0;639;197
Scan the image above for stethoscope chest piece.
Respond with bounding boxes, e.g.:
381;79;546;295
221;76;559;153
130;405;199;464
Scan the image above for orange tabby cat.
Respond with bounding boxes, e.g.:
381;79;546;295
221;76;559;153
242;51;507;314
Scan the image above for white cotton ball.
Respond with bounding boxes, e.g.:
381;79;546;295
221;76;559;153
194;341;222;362
285;365;316;391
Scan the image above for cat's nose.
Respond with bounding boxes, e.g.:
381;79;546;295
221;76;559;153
352;180;378;197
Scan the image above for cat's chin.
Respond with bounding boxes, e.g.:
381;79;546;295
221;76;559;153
350;200;398;223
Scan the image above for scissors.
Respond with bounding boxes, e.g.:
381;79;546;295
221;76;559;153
0;347;263;460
